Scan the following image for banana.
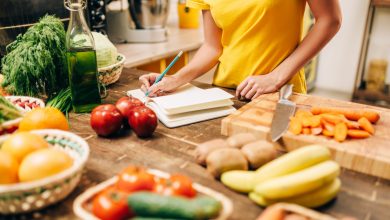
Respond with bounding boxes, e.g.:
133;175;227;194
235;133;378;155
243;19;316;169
254;144;331;183
255;160;340;199
221;170;257;193
249;178;341;208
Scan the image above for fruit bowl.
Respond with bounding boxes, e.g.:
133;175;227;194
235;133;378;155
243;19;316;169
0;96;45;136
73;169;233;220
0;129;90;214
98;53;126;85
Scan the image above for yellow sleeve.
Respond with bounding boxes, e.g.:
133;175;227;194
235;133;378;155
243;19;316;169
186;0;210;10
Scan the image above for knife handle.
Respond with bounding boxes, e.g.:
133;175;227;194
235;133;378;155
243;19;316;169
279;84;293;101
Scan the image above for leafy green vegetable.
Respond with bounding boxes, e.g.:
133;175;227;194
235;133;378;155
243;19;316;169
0;96;22;123
46;87;72;113
1;15;68;98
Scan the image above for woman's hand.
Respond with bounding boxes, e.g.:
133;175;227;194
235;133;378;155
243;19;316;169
139;73;183;97
236;73;282;100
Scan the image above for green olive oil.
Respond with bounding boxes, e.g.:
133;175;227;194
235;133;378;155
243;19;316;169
67;49;101;113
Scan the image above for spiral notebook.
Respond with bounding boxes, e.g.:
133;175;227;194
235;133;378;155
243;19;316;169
127;84;236;128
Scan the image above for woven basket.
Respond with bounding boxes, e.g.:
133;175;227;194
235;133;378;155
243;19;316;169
1;96;45;135
74;169;233;220
0;129;90;214
98;54;126;85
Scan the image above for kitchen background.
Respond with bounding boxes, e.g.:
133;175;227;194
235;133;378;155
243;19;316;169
0;0;389;107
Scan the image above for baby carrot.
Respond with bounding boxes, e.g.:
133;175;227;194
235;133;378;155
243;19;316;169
311;106;380;123
347;129;371;139
358;117;375;135
334;123;348;142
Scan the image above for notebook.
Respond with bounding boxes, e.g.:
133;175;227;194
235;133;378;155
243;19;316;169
127;84;236;128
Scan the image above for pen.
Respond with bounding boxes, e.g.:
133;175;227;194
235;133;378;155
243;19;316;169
145;50;184;97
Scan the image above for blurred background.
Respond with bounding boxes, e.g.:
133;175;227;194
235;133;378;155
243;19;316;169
1;0;389;107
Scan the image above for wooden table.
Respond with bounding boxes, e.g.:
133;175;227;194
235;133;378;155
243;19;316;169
7;68;390;220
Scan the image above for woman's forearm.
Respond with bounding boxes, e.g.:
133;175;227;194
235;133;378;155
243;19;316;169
272;0;342;87
173;10;223;85
174;43;221;84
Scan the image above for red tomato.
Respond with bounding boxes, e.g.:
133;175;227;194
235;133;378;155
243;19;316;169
90;104;123;137
116;166;155;193
115;96;144;119
153;174;196;198
128;106;157;138
92;187;133;220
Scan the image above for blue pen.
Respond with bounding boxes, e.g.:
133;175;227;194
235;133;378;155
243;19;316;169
145;51;184;97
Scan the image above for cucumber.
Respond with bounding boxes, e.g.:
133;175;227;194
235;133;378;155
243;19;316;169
127;192;222;220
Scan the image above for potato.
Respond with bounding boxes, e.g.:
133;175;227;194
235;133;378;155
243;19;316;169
206;148;248;178
241;140;277;169
226;133;257;148
196;138;229;165
284;214;310;220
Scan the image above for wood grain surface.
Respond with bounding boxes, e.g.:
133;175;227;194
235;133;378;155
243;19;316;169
2;69;390;220
221;92;390;181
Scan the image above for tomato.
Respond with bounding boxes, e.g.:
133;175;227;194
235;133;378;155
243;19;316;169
90;104;123;137
128;106;157;138
92;187;133;220
115;96;144;119
116;166;155;193
153;174;197;198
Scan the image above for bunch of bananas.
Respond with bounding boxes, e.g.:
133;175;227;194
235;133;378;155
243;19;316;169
221;145;341;208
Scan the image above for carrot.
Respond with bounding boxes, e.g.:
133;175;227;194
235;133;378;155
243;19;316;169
289;117;303;135
322;129;334;137
310;115;322;128
358;117;375;134
302;128;311;135
301;117;312;127
311;106;380;123
256;205;285;220
311;127;323;135
348;129;371;139
334;123;348;142
295;109;313;118
320;113;345;124
321;119;335;132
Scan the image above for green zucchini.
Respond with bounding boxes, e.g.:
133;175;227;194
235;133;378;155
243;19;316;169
127;192;222;220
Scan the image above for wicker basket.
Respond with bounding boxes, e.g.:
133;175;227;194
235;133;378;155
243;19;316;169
98;53;126;85
1;96;45;136
74;169;233;220
0;129;90;214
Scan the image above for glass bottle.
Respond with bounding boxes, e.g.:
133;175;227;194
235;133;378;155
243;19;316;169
65;0;101;113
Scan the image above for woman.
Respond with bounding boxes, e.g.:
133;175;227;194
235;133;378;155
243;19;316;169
139;0;342;100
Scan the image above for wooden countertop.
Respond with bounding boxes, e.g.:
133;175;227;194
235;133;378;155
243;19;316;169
10;68;390;220
115;5;203;68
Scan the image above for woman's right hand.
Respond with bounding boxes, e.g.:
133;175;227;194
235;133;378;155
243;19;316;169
139;73;183;97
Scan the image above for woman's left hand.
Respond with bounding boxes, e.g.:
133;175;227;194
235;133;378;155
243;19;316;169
236;73;282;100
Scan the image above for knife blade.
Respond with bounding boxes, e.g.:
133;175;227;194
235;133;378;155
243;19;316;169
270;84;296;142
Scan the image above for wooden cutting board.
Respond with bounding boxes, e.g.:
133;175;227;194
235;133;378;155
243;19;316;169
221;92;390;180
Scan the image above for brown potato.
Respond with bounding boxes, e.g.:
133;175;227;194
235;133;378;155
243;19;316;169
283;214;310;220
226;133;257;148
206;148;248;178
241;140;277;169
195;139;229;165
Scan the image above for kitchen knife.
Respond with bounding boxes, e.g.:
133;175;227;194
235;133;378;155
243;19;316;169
270;84;296;142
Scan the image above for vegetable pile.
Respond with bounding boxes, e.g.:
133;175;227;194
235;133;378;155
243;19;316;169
1;15;68;98
289;106;380;142
91;165;221;220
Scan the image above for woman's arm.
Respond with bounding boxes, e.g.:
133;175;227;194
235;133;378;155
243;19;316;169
139;10;222;96
237;0;342;100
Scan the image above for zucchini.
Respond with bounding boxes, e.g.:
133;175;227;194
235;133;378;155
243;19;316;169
127;192;221;220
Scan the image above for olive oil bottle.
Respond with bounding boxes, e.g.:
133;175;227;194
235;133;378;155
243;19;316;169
65;0;101;113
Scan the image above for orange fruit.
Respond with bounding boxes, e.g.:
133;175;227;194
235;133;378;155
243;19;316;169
0;151;19;184
1;132;49;163
19;107;69;131
18;148;73;182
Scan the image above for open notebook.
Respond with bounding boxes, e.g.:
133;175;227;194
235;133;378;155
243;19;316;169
127;84;236;128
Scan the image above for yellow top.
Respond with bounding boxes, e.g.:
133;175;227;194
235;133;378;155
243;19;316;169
187;0;307;93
